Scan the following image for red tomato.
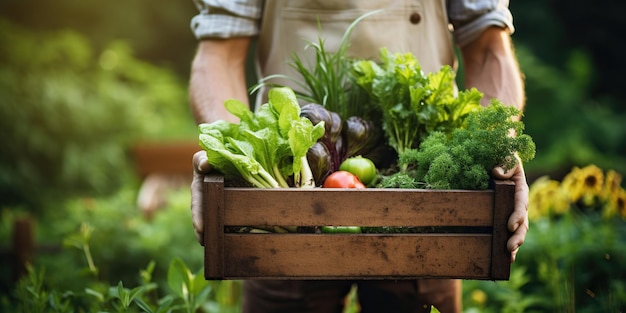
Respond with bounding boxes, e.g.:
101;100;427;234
323;171;366;188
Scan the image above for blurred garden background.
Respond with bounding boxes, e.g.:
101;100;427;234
1;1;625;312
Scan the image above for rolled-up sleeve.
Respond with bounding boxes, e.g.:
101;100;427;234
191;0;263;39
447;0;514;47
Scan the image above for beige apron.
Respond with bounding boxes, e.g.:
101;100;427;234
256;0;456;99
252;2;462;312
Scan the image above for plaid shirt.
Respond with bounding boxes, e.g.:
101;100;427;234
190;0;514;47
190;0;263;38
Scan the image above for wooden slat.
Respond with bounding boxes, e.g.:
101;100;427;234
490;180;515;280
222;234;493;279
204;175;225;280
203;174;516;280
223;188;494;227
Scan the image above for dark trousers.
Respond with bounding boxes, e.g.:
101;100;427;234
242;279;461;313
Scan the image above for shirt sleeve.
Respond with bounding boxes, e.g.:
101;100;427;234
190;0;263;39
447;0;514;47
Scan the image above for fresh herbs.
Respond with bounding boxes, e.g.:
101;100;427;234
251;10;381;121
382;100;536;190
198;87;325;188
352;48;483;162
201;14;536;193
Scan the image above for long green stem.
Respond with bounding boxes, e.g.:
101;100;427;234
392;121;405;155
272;165;290;188
404;120;414;153
245;173;271;188
259;169;280;188
83;243;97;275
298;156;316;188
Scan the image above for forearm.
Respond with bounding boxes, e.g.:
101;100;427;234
464;27;529;262
461;27;525;113
189;37;252;124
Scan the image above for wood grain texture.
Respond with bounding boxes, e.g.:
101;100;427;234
491;180;516;280
203;174;515;280
223;234;492;280
223;188;494;227
204;175;224;279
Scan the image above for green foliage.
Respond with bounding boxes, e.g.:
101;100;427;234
424;101;534;189
0;19;195;212
0;181;200;294
1;257;231;313
517;47;626;178
463;267;545;313
199;87;325;188
465;218;626;313
514;213;626;312
0;0;199;78
0;2;624;312
385;100;536;190
353;48;482;158
253;11;380;120
464;165;626;312
0;185;242;312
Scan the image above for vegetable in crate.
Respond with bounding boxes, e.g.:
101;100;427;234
300;103;387;185
198;87;325;188
320;226;362;234
382;100;536;190
251;14;390;182
320;170;365;234
322;171;366;189
339;156;377;185
251;10;380;121
352;48;483;167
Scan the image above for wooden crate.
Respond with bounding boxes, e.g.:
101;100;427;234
203;174;514;280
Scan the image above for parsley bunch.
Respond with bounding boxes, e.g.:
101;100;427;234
352;48;483;162
396;100;536;190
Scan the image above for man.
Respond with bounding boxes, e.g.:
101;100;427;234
188;1;529;312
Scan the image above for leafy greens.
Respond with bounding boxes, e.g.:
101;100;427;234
198;87;325;188
381;100;536;190
352;48;483;164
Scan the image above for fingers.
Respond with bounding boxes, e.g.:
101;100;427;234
194;229;203;245
507;216;528;262
493;158;530;263
191;168;206;246
191;150;210;246
193;150;212;173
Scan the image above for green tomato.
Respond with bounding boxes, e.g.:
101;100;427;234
339;156;377;185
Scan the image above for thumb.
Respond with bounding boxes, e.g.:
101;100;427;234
493;154;524;180
492;165;513;180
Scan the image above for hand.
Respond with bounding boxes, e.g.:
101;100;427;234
191;150;212;245
492;156;529;263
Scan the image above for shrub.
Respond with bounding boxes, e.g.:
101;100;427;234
0;18;195;212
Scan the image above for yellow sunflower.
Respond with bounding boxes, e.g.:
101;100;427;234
529;176;569;220
581;164;604;192
605;188;626;220
602;169;623;202
561;166;584;202
561;165;604;206
618;190;626;219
